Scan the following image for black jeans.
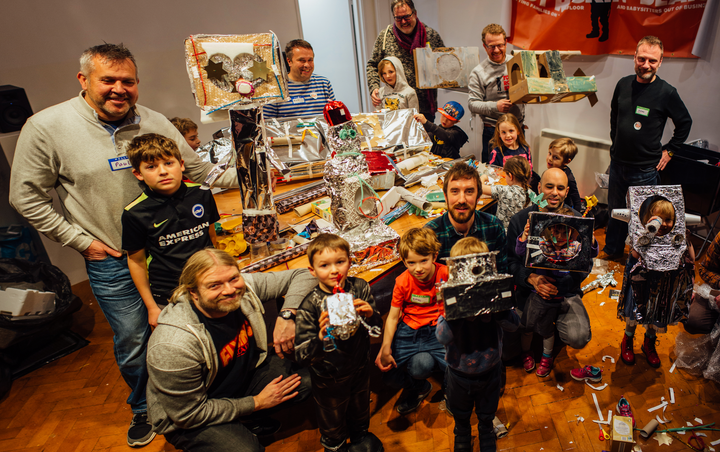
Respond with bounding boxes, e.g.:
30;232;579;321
311;362;371;449
446;364;502;451
165;353;311;452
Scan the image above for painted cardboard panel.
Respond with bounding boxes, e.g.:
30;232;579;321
413;47;480;89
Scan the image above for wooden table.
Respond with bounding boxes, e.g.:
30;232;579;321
213;178;497;282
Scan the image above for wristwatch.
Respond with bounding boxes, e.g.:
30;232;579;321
278;309;296;321
667;150;674;157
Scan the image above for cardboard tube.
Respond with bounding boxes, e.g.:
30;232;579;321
430;202;446;210
493;416;509;438
396;154;429;173
640;419;659;439
294;202;313;217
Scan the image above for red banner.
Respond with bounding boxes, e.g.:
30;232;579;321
509;0;708;58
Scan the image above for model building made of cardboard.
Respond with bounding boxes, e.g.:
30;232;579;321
506;50;596;104
440;251;515;321
413;47;480;89
184;33;288;111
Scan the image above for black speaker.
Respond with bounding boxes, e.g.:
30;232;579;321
0;85;33;133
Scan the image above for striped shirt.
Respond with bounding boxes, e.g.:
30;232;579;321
263;74;335;119
425;210;508;273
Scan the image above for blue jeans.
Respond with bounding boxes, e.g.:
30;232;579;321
383;322;447;391
86;255;150;413
604;161;660;255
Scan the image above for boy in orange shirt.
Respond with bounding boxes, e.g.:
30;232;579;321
375;228;449;414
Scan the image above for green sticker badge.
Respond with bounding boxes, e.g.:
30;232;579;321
635;106;649;117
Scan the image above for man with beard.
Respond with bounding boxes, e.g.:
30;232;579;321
506;168;592;361
602;36;692;260
468;24;525;163
366;0;445;121
9;43;242;447
425;162;507;272
146;248;314;452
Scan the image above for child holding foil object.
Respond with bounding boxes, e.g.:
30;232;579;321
295;234;384;452
617;193;694;368
436;237;519;452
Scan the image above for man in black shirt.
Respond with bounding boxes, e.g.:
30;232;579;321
146;249;315;452
602;36;692;259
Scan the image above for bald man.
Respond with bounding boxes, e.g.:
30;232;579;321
504;168;592;362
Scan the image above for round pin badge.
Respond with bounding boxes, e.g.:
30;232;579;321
192;204;204;218
634;122;642;130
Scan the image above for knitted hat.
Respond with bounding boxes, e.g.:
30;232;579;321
438;101;464;122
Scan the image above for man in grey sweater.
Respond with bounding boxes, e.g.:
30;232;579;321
467;24;525;163
147;249;314;452
8;44;242;447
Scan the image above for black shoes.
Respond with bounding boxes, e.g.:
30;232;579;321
127;412;156;448
396;380;433;415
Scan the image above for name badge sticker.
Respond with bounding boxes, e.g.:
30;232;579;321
635;106;650;117
291;96;305;104
108;156;132;171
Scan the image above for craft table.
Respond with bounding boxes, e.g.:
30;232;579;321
213;177;497;282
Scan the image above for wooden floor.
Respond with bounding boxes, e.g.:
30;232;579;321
1;230;719;452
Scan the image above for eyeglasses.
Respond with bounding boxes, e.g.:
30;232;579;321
485;43;506;50
393;12;415;23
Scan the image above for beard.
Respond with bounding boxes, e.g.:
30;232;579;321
448;203;474;224
635;66;656;81
198;292;243;315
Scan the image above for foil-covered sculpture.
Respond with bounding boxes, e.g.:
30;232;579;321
264;116;328;165
525;213;595;273
324;293;359;341
230;109;278;243
440;251;515;321
617;185;693;328
184;32;288;112
581;270;618;294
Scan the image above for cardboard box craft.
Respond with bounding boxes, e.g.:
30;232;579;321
610;416;634;452
413;47;480;89
525;212;595;273
184;33;288;111
311;198;333;223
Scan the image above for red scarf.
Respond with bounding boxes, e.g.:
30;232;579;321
392;19;436;113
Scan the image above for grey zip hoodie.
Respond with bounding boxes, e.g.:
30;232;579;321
378;56;420;112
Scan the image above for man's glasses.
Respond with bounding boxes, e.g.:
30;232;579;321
485;43;506;50
394;12;415;23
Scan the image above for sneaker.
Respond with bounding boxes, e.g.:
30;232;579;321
620;333;635;365
570;365;602;383
616;396;635;427
641;335;661;368
522;352;536;373
536;356;554;377
245;417;282;436
396;380;432;415
127;412;156;447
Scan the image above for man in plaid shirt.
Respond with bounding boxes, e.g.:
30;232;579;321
425;162;508;272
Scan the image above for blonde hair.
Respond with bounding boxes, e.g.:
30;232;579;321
169;117;198;136
307;234;351;267
170;248;239;304
450;237;489;257
490;113;529;150
637;35;664;57
549;137;578;162
642;199;675;226
126;133;182;171
398;228;440;260
482;24;506;45
503;156;532;208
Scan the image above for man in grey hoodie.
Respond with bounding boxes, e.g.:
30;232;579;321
8;43;241;447
467;24;525;163
147;248;314;452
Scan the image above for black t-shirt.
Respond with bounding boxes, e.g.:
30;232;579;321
122;182;220;304
191;303;258;399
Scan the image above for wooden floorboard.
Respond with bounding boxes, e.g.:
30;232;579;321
1;229;719;451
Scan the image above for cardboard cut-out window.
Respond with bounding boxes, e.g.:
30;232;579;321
525;212;594;272
440;251;515;321
627;185;687;272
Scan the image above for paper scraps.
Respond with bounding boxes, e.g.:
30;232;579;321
669;388;675;404
592;393;603;422
556;384;565;392
602;355;615;363
713;438;720;446
633;445;643;452
586;381;608;391
648;397;668;412
655;432;673;446
695;417;704;424
669;361;677;373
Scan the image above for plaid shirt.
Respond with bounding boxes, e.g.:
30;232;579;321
425;211;508;273
700;232;720;289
